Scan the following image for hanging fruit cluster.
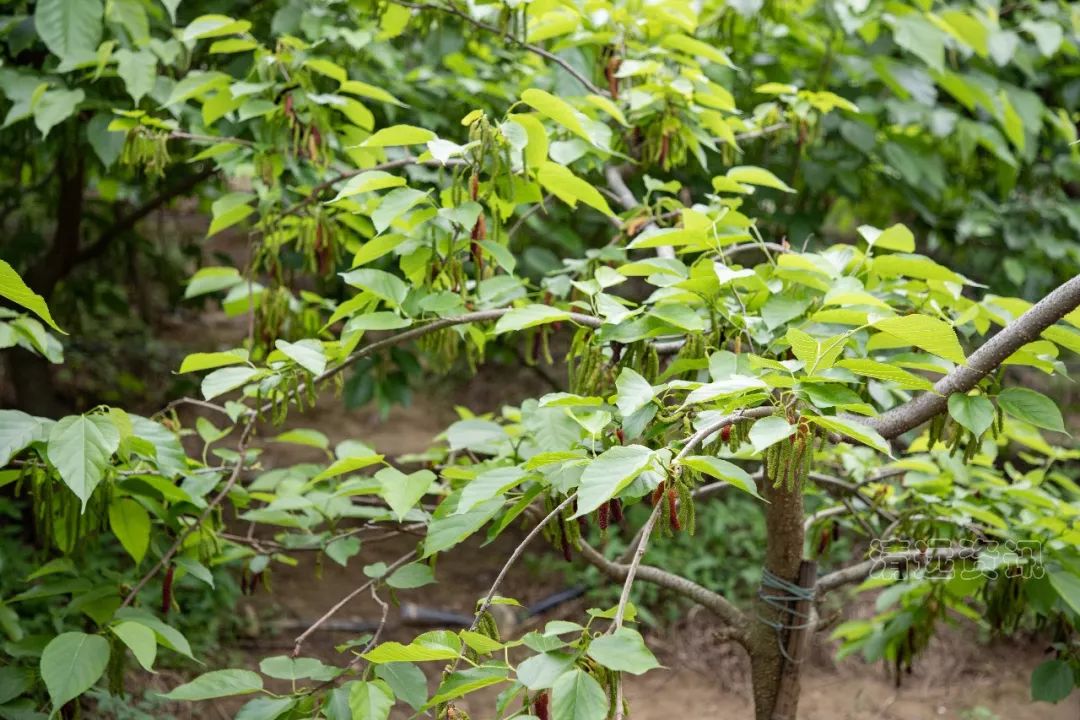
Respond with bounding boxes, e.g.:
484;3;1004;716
718;419;751;451
22;467;110;553
640;109;689;170
417;327;461;373
542;495;582;562
927;407;1002;463
762;419;814;492
120;126;171;178
652;468;696;536
569;332;664;396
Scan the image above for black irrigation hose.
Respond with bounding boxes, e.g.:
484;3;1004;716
278;585;590;635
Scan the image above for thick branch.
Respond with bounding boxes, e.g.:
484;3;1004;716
77;166;218;264
815;546;980;594
866;274;1080;439
578;540;749;642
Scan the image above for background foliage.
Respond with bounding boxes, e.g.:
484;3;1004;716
0;0;1079;719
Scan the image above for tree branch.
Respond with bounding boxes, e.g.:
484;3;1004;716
866;274;1080;439
77;166;219;265
578;539;749;643
292;550;416;657
815;546;980;594
392;1;605;95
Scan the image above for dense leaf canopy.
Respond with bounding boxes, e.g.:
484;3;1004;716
0;1;1078;718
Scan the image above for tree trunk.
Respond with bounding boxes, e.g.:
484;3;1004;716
748;474;807;720
8;145;85;415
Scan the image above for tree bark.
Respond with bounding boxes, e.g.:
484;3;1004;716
748;475;806;720
7;147;85;415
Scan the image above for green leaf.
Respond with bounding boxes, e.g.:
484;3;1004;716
574;444;654;517
361;124;437;147
683;376;768;406
331;171;406;201
749;416;795;453
494;305;571;334
109;498;151;563
947;394;994;437
0;259;64;332
372;186;429;234
259;656;339;682
425;666;508;708
162;669;264;700
341;268;410;306
786;328;847;371
324;536;361;567
208;193;255;237
537;162;615;217
378;467;435;521
184;266;243;298
1031;659;1074;703
871;254;964;284
834;359;934;391
586;628;660;675
517;652;576;690
271;428;329;450
1048;570;1080;616
313;454;385;481
520;88;590;142
179;350;248;374
113;610;194;660
182;14;251;42
873;315;966;364
0;410;43;465
374;663;427;710
998;388;1066;434
614;368;653;417
48;415;120;510
275;339;327;375
40;632;110;709
859;223;915;252
235;697;297;720
422;497;504;557
680;455;761;499
386;563;436;589
551;668;608;720
34;88;85;138
160;0;182;23
34;0;103;64
348;679;395;720
661;33;734;67
726;166;795;193
363;640;459;664
111;621;156;672
459;466;526;514
114;49;156;103
201;366;259;400
806;415;891;455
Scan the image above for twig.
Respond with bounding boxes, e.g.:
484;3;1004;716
392;1;605;95
291;550;415;657
472;494;577;627
169;131;256;147
611;501;663;630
